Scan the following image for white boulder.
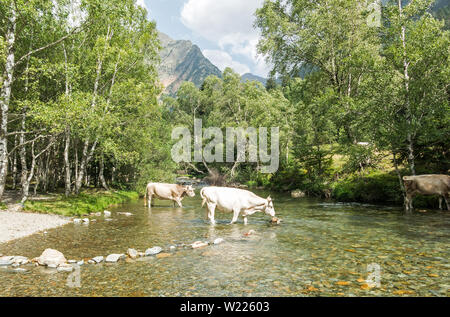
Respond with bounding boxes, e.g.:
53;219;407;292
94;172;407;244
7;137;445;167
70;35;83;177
36;249;67;267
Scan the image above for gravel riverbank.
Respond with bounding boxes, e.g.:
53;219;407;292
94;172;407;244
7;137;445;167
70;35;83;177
0;208;70;244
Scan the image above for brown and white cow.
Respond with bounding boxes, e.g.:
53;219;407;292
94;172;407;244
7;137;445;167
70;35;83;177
403;175;450;212
144;183;195;208
200;186;275;225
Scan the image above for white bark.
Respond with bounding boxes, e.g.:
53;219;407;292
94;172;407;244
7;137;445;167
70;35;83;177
0;5;16;198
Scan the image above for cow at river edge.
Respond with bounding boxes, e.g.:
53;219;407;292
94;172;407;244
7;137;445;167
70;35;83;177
144;183;195;208
403;175;450;212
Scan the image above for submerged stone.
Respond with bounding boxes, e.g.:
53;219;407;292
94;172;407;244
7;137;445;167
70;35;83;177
145;247;163;256
92;256;104;264
106;254;125;263
127;249;138;259
57;264;74;273
191;241;209;249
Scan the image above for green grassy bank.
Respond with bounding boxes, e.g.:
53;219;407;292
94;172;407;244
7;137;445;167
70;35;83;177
24;190;139;217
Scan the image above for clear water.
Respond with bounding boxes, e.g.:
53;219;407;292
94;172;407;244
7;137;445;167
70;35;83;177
0;192;449;297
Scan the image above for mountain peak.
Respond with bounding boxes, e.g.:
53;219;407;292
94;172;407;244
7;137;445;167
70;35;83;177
157;32;222;95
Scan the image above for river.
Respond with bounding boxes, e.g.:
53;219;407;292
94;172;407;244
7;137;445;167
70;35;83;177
0;191;449;296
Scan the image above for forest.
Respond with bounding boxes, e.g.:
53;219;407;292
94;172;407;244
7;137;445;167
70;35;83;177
0;0;448;209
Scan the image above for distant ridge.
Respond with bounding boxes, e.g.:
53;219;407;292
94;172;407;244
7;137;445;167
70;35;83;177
241;73;267;86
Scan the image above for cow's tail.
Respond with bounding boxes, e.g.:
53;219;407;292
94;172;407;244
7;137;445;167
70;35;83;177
200;188;207;207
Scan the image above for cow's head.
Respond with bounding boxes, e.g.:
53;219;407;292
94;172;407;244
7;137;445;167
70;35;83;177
184;185;196;197
402;176;416;192
264;196;276;217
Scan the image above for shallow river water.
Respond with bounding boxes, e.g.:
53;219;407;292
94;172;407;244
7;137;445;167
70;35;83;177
0;192;449;297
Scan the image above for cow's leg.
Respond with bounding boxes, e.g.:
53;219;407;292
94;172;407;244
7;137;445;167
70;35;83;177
444;194;450;211
144;188;147;207
405;194;413;213
147;194;153;208
243;216;248;225
439;197;443;210
230;209;240;224
173;198;183;208
207;202;216;225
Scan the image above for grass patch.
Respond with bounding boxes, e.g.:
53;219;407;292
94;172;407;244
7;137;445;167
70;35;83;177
24;190;139;217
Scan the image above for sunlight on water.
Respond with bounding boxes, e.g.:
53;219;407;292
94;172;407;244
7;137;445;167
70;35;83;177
0;192;449;297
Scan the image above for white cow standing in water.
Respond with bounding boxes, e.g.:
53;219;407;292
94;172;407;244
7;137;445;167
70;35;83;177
200;187;276;225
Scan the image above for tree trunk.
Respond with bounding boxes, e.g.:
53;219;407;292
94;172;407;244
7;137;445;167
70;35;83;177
99;153;109;190
398;0;416;176
74;27;111;194
19;112;28;203
64;128;71;196
12;134;17;189
0;5;16;199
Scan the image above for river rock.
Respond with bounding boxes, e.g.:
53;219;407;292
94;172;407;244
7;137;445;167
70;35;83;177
145;247;163;256
169;246;176;251
92;256;104;264
106;254;125;263
12;256;29;265
36;249;67;267
68;260;77;264
270;217;282;225
243;230;256;237
118;212;133;217
57;264;74;273
127;248;138;259
13;268;28;273
291;189;306;198
191;241;209;249
73;219;82;224
82;218;90;224
104;211;111;217
94;212;102;217
0;256;13;266
213;238;224;245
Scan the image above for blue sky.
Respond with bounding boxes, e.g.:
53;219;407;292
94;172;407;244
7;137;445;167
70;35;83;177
138;0;270;77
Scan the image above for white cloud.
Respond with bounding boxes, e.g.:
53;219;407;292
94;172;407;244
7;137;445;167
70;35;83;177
203;50;250;75
181;0;270;77
136;0;148;10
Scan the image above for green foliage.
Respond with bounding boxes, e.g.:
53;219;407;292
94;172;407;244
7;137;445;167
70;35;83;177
332;172;403;204
24;190;139;216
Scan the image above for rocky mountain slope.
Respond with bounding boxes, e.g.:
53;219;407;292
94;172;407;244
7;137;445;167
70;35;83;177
157;32;222;95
